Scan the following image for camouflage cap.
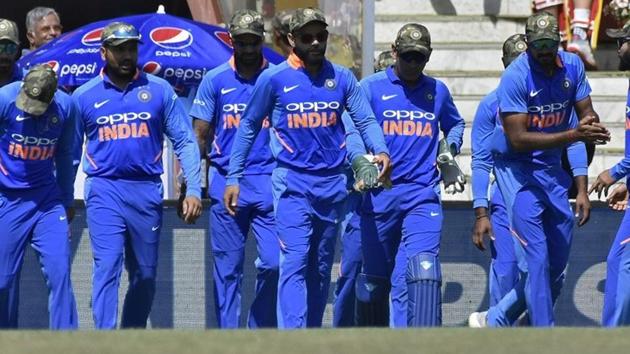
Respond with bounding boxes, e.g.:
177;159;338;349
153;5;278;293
101;22;142;46
374;50;395;72
394;23;431;56
272;10;293;36
16;65;58;116
502;34;527;62
229;9;265;38
289;7;327;33
606;19;630;39
526;12;560;42
0;19;19;45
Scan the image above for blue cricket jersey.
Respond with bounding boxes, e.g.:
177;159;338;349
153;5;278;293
226;53;388;184
189;57;274;176
360;67;465;186
609;84;630;181
0;81;76;207
494;51;590;171
73;70;201;198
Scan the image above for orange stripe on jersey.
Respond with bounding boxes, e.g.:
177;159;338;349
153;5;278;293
85;153;98;169
273;128;295;154
620;237;630;246
287;53;305;69
0;157;8;176
153;149;162;163
511;228;528;247
212;138;222;155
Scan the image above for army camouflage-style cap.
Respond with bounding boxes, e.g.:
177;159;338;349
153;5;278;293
101;22;142;46
606;19;630;39
0;19;19;44
394;23;431;56
229;9;265;38
289;7;327;33
16;65;58;116
272;10;293;36
374;50;395;72
526;12;560;42
502;34;527;65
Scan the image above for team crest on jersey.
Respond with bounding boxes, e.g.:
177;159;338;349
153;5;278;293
50;116;59;125
138;90;152;103
562;77;571;90
425;92;434;101
325;79;336;90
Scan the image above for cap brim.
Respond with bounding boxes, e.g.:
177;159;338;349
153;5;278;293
527;33;561;42
606;28;630;39
16;89;49;116
292;20;328;32
104;38;142;47
397;45;431;56
230;29;265;38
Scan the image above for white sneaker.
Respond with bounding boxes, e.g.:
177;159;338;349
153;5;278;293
468;311;488;328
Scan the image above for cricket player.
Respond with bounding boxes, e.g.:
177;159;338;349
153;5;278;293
0;65;78;329
590;22;630;326
224;7;390;329
72;22;202;329
332;50;396;327
356;23;465;327
470;12;609;327
190;9;279;329
471;34;526;307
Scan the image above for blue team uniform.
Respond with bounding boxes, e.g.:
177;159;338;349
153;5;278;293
602;85;630;327
0;82;78;329
190;57;279;329
471;90;519;307
73;70;201;329
357;67;465;327
227;53;388;329
491;51;589;327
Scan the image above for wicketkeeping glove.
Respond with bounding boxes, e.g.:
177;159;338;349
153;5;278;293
352;155;379;191
437;138;465;194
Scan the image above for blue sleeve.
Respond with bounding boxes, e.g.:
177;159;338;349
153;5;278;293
471;95;496;209
162;86;202;198
189;73;217;123
226;70;275;185
0;86;10;122
497;68;528;114
346;73;389;155
71;91;85;178
573;57;592;102
438;82;465;154
55;96;77;208
565;110;588;177
342;112;367;163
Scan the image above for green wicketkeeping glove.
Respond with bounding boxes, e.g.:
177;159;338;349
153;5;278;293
352;155;379;191
437;138;465;194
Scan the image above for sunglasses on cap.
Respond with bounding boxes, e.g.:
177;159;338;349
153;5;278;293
0;42;18;55
529;39;559;50
399;51;427;63
102;27;141;43
297;30;328;44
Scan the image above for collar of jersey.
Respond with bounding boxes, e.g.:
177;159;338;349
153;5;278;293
528;52;565;74
385;66;425;87
228;55;269;79
100;67;143;90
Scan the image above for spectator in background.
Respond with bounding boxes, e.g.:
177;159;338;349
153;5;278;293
271;9;293;57
0;19;21;86
24;7;62;56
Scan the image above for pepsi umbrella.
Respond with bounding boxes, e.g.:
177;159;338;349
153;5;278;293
18;11;284;93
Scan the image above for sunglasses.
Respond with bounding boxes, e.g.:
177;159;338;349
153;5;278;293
529;39;559;50
297;30;328;44
399;51;427;63
0;42;18;55
233;38;263;48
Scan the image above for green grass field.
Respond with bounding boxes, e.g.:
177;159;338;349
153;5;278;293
1;328;629;354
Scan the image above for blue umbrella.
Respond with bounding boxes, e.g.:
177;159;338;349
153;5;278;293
18;11;284;93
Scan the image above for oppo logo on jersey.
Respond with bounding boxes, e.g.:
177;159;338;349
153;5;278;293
527;100;569;114
223;103;246;114
221;103;270;129
286;101;340;129
8;134;57;160
96;112;152;142
382;110;436;121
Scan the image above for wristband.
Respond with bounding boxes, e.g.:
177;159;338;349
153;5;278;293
475;214;489;220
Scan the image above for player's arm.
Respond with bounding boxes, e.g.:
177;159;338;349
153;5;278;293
55;95;77;222
437;83;466;194
70;91;86;179
224;70;275;215
438;83;465;155
162;88;202;224
190;75;218;196
471;97;496;250
342;112;380;190
565;110;591;225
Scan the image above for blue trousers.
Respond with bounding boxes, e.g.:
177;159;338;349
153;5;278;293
209;170;278;328
490;161;573;327
602;207;630;326
390;242;408;328
360;183;443;327
272;167;346;329
85;176;163;329
0;185;77;329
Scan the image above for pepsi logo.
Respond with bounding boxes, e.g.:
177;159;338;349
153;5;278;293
142;61;162;75
214;31;233;48
82;28;104;46
150;27;193;49
46;60;60;72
